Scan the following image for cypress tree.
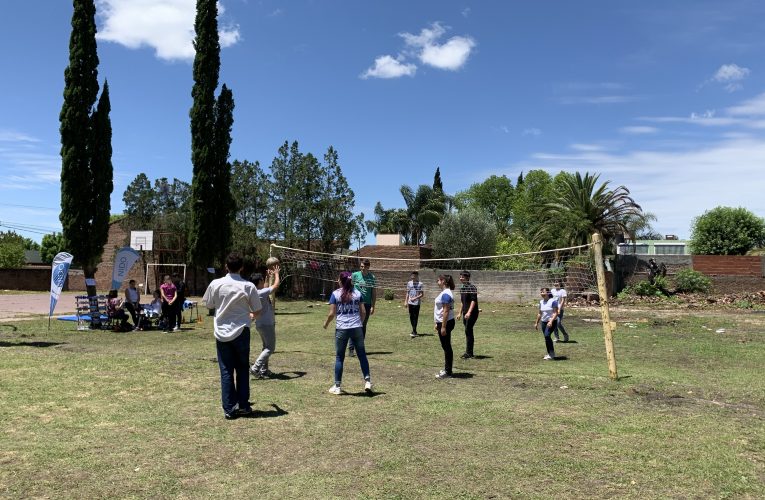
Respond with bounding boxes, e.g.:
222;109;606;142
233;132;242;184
59;0;112;296
189;0;234;269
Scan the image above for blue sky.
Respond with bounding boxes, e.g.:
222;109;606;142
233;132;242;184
2;1;765;244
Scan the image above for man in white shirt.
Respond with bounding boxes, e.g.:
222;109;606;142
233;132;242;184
551;281;570;343
202;253;262;420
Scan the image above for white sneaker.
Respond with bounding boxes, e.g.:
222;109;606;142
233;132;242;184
173;327;180;331
543;354;554;361
553;338;559;343
364;380;373;392
328;385;342;395
435;370;451;379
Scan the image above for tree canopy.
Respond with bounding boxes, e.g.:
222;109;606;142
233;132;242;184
689;206;765;255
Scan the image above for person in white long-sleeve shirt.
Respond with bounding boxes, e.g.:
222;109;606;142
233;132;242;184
202;252;262;420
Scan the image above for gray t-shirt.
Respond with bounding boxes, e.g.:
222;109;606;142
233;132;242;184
255;287;275;327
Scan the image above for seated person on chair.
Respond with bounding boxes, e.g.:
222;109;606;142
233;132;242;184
138;290;162;330
107;289;131;331
124;280;141;327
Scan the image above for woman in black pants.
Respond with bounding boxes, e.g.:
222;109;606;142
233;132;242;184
433;274;456;379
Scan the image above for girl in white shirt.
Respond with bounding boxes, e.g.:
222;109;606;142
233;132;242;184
433;274;456;379
534;287;559;360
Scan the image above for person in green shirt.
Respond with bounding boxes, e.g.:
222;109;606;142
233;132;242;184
349;258;376;357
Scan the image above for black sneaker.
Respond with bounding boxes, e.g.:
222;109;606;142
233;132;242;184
348;348;356;357
460;352;473;359
410;332;417;338
237;406;254;417
224;412;238;420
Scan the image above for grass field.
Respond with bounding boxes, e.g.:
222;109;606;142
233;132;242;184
1;298;763;498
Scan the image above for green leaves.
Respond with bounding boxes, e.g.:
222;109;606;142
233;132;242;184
689;206;765;255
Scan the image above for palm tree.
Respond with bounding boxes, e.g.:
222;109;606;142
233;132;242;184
539;172;647;248
399;184;446;244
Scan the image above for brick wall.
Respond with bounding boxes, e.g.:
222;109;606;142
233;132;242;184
691;255;762;276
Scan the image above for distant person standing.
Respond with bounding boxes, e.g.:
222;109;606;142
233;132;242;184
404;271;424;338
323;271;373;395
249;265;281;379
456;271;479;359
349;258;376;357
434;274;456;379
160;275;178;332
202;252;262;420
534;287;558;361
172;273;187;331
124;279;141;329
551;281;570;342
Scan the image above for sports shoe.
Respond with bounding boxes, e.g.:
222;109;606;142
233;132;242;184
348;348;356;357
237;406;254;417
328;385;342;395
364;380;373;392
250;365;262;378
460;353;473;359
259;369;273;379
543;354;554;361
435;370;451;379
553;338;559;343
563;335;570;342
173;326;180;331
410;332;417;338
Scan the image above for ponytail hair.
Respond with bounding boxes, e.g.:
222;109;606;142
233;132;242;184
439;274;455;290
339;271;354;303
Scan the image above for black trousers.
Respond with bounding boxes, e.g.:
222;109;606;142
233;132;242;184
408;304;420;333
463;311;479;355
436;318;455;374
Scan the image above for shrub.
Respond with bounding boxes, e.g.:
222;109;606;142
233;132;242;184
673;268;712;294
622;279;667;297
384;289;395;301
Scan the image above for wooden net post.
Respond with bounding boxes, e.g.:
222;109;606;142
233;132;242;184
592;232;618;380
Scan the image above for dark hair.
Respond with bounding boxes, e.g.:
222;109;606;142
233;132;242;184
460;270;471;279
361;258;371;268
411;270;419;276
129;279;135;285
540;287;553;299
439;274;455;290
226;252;244;273
108;289;118;298
250;273;264;285
339;271;354;303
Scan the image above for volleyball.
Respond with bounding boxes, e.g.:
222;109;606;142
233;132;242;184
266;256;280;269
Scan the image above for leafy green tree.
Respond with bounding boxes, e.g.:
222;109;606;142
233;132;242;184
41;232;67;264
352;213;368;250
492;233;539;270
430;208;498;259
0;231;26;268
367;202;408;237
454;175;515;235
511;169;554;241
268;141;303;246
539;172;645;248
230;159;270;256
316;146;355;252
689;206;765;255
189;0;234;268
294;152;323;250
59;0;112;295
123;173;157;228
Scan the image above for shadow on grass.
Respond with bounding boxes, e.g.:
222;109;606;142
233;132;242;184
0;324;18;332
345;390;385;398
240;403;289;419
0;340;67;348
267;371;307;381
471;355;493;360
365;351;393;356
274;311;312;316
558;340;579;344
450;372;474;379
413;333;434;337
550;356;569;361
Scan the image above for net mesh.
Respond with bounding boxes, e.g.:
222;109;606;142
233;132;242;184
270;244;597;303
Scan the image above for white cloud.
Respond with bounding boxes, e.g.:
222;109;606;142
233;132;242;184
0;130;40;143
522;128;541;136
462;7;471;18
95;0;241;61
620;126;658;135
704;63;751;92
401;22;476;71
360;55;417;79
713;63;750;82
559;95;637;105
571;143;606;152
727;92;765;116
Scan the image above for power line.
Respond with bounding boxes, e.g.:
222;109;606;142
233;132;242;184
0;202;59;210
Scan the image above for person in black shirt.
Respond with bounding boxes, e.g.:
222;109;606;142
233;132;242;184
172;273;187;330
456;270;479;359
